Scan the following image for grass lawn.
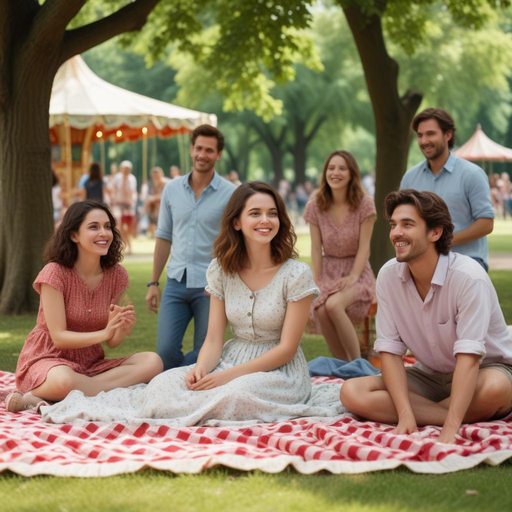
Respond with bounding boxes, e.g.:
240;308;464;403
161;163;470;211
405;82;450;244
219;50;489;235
488;219;512;253
1;260;512;510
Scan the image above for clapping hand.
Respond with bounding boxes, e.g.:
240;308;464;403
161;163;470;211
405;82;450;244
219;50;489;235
106;305;136;347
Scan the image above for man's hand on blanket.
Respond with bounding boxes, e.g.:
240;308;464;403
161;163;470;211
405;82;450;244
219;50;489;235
185;366;206;389
189;367;239;391
393;412;418;435
436;425;459;444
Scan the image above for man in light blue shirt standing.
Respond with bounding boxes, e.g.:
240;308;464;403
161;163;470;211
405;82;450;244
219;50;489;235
400;108;494;270
146;125;236;369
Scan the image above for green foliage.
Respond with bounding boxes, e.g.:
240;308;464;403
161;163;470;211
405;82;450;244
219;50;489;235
367;0;512;55
395;7;512;141
69;0;318;120
67;0;512;182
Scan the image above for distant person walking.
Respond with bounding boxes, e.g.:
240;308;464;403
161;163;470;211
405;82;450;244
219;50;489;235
79;162;108;203
146;125;236;370
109;160;137;254
52;169;64;229
400;108;494;271
170;166;182;179
497;172;512;219
227;170;242;187
145;166;170;237
303;150;376;361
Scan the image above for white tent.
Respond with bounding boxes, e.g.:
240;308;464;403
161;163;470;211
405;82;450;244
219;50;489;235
49;55;216;184
50;55;216;137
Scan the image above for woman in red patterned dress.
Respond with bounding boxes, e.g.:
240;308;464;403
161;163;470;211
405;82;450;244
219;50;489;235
5;200;162;412
303;151;377;361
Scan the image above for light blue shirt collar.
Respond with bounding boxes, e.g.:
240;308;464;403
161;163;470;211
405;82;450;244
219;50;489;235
421;151;457;175
183;171;221;192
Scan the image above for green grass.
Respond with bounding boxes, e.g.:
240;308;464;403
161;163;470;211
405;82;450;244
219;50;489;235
1;258;512;511
488;219;512;253
1;466;512;512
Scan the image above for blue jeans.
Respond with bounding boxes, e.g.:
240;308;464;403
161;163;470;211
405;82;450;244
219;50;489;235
471;256;489;273
156;274;210;370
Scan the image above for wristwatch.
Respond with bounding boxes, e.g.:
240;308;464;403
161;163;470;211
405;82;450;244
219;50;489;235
147;281;159;287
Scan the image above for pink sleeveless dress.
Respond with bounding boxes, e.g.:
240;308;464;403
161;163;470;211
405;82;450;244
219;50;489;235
303;195;376;332
15;263;131;393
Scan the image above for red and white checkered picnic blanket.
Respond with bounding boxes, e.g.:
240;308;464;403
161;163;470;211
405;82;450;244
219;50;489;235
1;371;511;477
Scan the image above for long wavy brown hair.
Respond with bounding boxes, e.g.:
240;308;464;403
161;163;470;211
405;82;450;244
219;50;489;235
214;182;298;274
315;150;365;211
44;200;124;268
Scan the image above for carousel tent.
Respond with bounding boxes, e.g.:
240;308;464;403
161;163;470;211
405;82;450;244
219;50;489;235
49;55;216;184
50;55;216;142
454;124;512;164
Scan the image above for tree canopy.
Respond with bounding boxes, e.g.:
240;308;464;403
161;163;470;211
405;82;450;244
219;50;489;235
1;0;512;313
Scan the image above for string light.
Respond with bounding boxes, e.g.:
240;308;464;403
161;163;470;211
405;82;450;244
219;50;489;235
116;130;122;137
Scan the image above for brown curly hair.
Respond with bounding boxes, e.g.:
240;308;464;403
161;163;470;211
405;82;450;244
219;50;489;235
214;182;298;275
315;150;366;211
44;200;124;268
384;189;454;255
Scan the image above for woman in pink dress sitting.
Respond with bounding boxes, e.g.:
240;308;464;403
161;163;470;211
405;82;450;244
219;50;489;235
303;150;376;361
5;200;162;412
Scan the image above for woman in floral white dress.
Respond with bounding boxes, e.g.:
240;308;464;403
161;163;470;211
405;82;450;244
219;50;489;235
41;182;344;426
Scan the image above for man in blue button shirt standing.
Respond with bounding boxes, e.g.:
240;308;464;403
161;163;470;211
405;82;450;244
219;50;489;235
146;125;236;370
400;108;494;271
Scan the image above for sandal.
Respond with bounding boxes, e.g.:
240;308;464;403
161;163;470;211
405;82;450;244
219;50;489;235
5;391;47;412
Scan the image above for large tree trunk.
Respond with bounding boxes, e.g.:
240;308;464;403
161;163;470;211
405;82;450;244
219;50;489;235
269;146;284;186
290;116;326;186
0;61;56;314
343;1;423;273
251;120;286;187
0;0;163;314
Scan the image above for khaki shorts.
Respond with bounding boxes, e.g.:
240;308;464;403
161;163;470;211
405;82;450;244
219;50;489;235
402;363;512;418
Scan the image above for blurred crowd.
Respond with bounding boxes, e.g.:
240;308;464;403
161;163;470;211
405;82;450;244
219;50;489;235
490;172;512;219
51;157;378;253
51;162;183;253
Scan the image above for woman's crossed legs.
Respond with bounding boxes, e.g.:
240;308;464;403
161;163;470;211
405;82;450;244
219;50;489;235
7;352;162;411
316;287;360;361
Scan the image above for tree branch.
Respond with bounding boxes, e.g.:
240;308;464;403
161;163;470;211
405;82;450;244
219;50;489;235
305;114;327;145
401;87;423;116
251;119;276;149
0;0;40;107
31;0;86;50
59;0;163;64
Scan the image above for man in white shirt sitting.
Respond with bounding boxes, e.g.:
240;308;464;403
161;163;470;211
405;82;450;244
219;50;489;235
340;189;512;443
